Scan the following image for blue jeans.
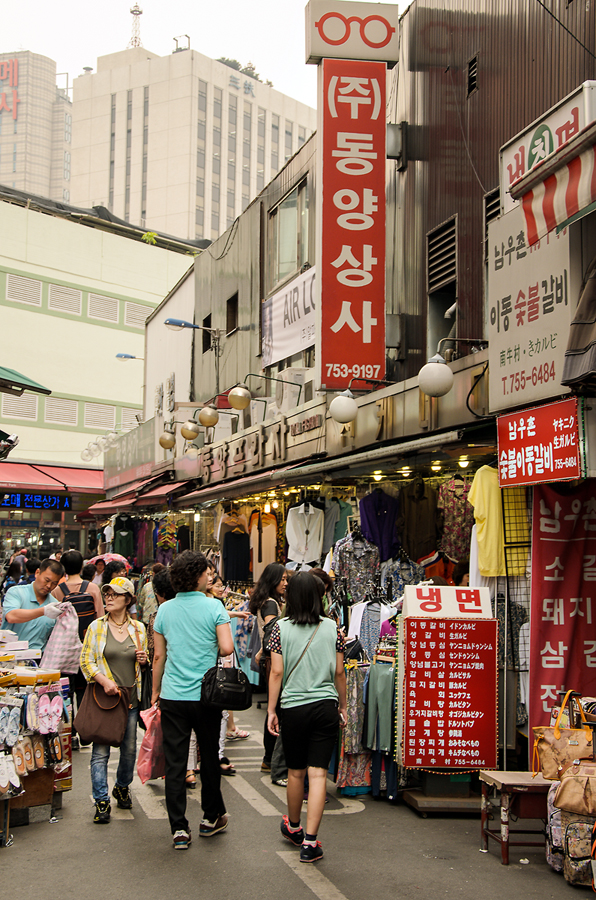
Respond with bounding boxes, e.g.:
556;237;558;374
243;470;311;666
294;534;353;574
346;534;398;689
90;706;139;802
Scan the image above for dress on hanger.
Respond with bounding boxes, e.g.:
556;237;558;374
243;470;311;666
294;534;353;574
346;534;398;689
285;503;325;564
359;489;400;562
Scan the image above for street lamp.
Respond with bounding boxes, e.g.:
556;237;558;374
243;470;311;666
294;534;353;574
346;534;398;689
417;338;488;398
116;353;144;361
164;318;223;396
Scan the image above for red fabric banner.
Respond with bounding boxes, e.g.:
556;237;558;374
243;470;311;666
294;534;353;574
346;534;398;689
530;482;596;732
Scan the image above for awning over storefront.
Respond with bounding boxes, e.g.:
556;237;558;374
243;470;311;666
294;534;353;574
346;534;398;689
33;466;104;493
109;478;153;500
0;462;68;491
87;495;135;515
0;366;51;397
135;483;181;506
510;121;596;246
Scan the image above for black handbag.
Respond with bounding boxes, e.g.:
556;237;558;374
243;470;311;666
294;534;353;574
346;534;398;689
261;615;280;657
201;660;253;711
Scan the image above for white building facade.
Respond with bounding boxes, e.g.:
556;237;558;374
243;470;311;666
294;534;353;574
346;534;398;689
70;47;316;242
0;51;72;203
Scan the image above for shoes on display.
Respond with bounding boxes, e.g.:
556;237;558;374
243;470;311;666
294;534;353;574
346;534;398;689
0;706;9;743
21;736;35;772
27;693;39;731
173;829;191;850
50;695;64;731
38;694;52;734
112;784;133;809
5;707;21;747
300;841;324;864
93;800;111;824
32;735;45;769
0;755;9;793
199;814;229;837
280;815;304;847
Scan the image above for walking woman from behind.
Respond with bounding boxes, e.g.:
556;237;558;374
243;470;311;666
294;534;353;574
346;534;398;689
267;571;347;864
249;562;287;772
80;577;148;824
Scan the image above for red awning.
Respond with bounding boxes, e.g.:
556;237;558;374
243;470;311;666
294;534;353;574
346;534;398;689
110;478;153;499
510;121;596;246
87;495;135;515
0;463;67;491
135;483;178;506
33;466;104;493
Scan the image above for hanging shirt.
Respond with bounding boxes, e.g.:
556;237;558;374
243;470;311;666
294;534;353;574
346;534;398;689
322;498;341;555
222;530;251;581
333;500;353;543
468;466;506;577
286;503;325;564
332;533;380;604
437;478;475;562
359;489;401;562
398;479;440;562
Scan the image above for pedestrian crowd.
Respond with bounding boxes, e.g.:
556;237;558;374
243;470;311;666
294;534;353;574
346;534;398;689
0;546;346;863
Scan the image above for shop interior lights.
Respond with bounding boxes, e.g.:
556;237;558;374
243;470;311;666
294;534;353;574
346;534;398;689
431;462;442;472
458;457;470;468
372;471;383;482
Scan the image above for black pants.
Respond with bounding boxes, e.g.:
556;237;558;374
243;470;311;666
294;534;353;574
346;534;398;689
68;670;87;737
160;698;226;834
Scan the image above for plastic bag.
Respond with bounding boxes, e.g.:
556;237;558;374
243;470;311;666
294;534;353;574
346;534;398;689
41;603;83;674
136;704;165;784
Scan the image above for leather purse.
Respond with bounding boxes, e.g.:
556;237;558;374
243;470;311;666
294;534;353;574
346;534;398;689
533;690;594;780
74;683;131;747
201;659;252;711
554;761;596;816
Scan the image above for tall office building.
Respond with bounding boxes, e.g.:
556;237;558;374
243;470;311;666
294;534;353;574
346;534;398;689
71;46;316;241
0;51;72;202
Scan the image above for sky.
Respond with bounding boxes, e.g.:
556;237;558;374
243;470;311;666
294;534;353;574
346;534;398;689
1;0;346;109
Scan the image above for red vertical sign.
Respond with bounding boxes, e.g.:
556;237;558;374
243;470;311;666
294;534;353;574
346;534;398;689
530;483;596;732
320;58;386;389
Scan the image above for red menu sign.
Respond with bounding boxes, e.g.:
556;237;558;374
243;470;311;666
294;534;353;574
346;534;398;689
403;618;498;769
497;396;581;487
320;57;386;389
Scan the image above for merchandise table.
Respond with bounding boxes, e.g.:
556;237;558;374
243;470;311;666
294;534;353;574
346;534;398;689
479;770;550;865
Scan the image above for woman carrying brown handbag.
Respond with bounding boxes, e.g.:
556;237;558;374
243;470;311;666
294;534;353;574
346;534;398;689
80;577;148;824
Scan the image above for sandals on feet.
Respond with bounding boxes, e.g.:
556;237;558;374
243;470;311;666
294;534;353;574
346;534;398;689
226;728;250;741
185;771;197;789
220;756;236;776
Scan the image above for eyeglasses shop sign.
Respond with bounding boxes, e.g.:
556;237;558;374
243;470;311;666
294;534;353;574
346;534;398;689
305;0;400;66
262;267;316;368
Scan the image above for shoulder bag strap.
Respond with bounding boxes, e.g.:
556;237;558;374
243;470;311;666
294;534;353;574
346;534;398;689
284;620;322;684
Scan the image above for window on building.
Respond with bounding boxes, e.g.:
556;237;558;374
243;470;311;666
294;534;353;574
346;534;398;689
271;113;279;172
198;79;207;112
63;151;71;181
226;292;239;334
124;89;133;222
257;107;265;192
426;217;458;358
298;125;306;147
285;121;293;162
467;55;478;97
64;113;72;143
269;179;309;289
197;80;207;238
243;101;252;207
202;314;212;354
12;142;16;173
109;94;116;210
141;86;149;226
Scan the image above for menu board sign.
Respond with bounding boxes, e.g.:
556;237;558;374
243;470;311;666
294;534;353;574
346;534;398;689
402;585;492;618
402;618;498;769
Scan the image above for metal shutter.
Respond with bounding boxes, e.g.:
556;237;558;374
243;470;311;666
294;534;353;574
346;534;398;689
427;218;457;294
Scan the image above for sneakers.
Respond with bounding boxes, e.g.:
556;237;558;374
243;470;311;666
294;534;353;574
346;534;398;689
300;841;324;864
280;815;304;847
93;800;111;824
173;829;191;850
112;784;133;809
199;814;229;837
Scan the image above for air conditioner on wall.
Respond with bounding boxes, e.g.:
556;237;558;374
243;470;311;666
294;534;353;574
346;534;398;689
275;368;314;413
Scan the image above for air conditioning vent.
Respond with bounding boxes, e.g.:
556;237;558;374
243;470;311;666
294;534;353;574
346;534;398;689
125;302;150;328
120;407;140;430
88;293;119;323
45;397;78;426
427;218;457;294
6;273;42;306
49;284;82;315
2;393;38;420
274;367;310;412
84;402;116;429
467;55;478;96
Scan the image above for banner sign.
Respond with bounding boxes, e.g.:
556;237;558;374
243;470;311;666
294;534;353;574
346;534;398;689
530;482;596;734
319;57;386;390
262;267;316;367
104;418;155;490
403;618;498;769
402;584;492;618
497;396;582;487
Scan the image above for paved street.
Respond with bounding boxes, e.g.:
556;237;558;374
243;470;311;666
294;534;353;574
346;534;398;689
2;696;582;899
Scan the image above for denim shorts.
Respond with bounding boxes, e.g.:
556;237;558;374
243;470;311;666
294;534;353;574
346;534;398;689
281;699;339;770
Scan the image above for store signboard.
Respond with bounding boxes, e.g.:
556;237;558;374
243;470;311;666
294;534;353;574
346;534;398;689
403;618;498;769
317;56;386;390
500;82;596;214
403;584;492;618
305;1;400;66
104;418;155;490
487;205;574;412
262;267;316;368
530;482;596;734
0;492;71;511
497;396;582;487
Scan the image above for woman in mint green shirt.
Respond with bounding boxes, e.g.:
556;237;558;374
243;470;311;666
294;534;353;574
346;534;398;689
267;572;347;865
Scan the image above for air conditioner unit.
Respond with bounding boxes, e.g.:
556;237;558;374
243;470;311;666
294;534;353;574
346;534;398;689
250;397;277;426
275;367;311;412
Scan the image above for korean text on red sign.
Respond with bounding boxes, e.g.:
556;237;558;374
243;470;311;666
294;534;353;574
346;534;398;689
530;483;596;734
320;58;386;389
497;396;581;487
403;618;498;769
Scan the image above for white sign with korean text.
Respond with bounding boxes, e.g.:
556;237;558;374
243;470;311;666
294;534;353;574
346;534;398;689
305;0;400;66
500;81;596;213
403;585;492;619
487;205;576;413
262;267;316;368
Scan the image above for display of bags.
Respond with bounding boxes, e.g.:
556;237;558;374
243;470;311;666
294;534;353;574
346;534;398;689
561;809;596;886
40;603;83;674
546;782;564;872
73;683;131;747
201;662;252;711
554;761;596;816
136;704;165;784
533;690;594;780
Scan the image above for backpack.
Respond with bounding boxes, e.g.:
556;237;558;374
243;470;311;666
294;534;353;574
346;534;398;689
58;580;97;641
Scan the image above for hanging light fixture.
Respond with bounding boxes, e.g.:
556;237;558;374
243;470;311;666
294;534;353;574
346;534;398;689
159;426;176;450
180;419;201;440
198;405;219;427
80;448;92;462
88;441;101;458
228;383;252;410
418;353;455;398
329;389;358;424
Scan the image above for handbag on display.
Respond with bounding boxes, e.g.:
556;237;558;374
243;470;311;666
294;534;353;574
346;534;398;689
533;690;594;780
201;654;252;711
73;683;131;747
554;761;596;817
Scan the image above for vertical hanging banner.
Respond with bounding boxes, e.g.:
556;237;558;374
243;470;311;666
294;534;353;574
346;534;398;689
319;57;387;389
530;483;596;735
